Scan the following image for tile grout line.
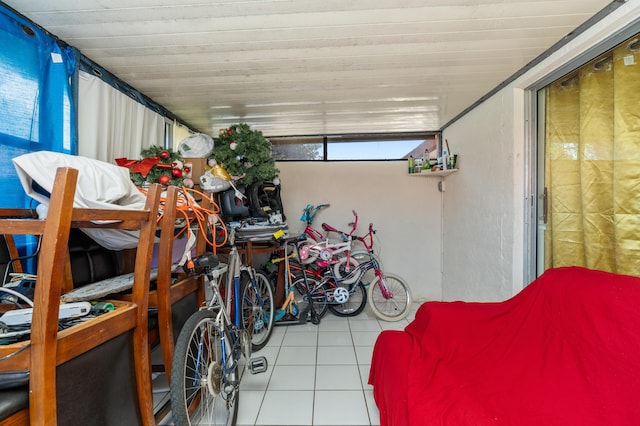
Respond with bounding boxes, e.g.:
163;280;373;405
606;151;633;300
312;322;319;426
253;327;284;426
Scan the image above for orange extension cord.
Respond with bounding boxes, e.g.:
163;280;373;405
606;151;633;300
138;186;228;258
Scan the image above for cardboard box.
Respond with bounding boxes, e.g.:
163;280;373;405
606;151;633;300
183;157;208;181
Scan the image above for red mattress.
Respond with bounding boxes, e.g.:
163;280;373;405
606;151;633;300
369;266;640;425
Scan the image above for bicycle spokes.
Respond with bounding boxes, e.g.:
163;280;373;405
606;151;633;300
377;273;394;299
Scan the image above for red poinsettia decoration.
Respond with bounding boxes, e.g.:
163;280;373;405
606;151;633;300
115;145;192;187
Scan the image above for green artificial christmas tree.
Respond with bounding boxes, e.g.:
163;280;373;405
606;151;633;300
210;123;279;187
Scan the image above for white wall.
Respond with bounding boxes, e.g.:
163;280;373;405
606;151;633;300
441;0;640;301
277;161;443;302
441;91;521;302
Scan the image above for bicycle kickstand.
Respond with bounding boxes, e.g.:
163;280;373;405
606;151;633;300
308;305;320;325
298;299;320;325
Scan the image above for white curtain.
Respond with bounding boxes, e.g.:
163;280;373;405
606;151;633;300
77;71;165;162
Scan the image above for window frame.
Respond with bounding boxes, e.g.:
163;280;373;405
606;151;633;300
269;131;441;162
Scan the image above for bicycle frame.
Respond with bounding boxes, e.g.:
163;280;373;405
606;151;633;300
326;219;376;256
303;223;325;243
290;250;393;303
300;210;359;264
330;254;394;299
202;262;242;376
171;226;272;425
193;228;249;380
354;223;376;254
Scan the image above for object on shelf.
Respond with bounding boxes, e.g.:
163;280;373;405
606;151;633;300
422;151;431;171
407;168;458;177
449;154;458;169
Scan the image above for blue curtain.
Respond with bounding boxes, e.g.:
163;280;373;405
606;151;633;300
0;5;78;272
0;5;78;209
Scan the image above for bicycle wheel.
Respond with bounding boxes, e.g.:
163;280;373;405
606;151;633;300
367;272;412;322
328;282;367;317
241;270;274;351
170;309;239;426
332;255;360;284
350;249;382;267
293;276;328;319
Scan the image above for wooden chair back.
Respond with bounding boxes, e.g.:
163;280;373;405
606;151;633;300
0;168;163;426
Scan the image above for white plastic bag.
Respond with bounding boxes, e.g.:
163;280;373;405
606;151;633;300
177;133;214;158
12;151;148;250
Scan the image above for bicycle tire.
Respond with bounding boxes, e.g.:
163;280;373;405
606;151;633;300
170;309;239;426
350;249;382;266
328;282;367;317
332;255;360;284
241;270;274;352
293;276;328;319
367;272;412;322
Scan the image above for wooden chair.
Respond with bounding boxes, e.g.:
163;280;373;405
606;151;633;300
60;185;214;423
0;167;78;425
111;185;210;422
154;185;205;380
0;168;163;426
156;186;218;378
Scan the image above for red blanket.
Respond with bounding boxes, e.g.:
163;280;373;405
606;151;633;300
369;267;640;425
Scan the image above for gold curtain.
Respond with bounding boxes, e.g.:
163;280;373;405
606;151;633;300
544;36;640;275
172;121;192;150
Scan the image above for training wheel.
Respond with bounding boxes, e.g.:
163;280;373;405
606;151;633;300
299;245;311;260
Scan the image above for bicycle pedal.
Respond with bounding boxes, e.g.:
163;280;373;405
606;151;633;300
249;356;268;374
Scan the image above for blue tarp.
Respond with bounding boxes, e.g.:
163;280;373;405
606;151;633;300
0;4;77;209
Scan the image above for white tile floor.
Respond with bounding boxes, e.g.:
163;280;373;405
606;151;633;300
156;305;417;426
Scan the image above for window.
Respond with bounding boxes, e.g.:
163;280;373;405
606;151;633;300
271;135;324;160
270;132;439;161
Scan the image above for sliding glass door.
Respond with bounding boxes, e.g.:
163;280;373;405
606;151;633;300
537;34;640;275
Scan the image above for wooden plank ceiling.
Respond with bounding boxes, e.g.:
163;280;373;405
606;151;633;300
6;0;614;136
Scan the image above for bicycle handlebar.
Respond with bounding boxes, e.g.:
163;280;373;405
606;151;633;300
301;203;331;225
353;223;375;251
347;210;358;235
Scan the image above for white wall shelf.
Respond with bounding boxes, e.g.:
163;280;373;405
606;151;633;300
408;169;458;177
